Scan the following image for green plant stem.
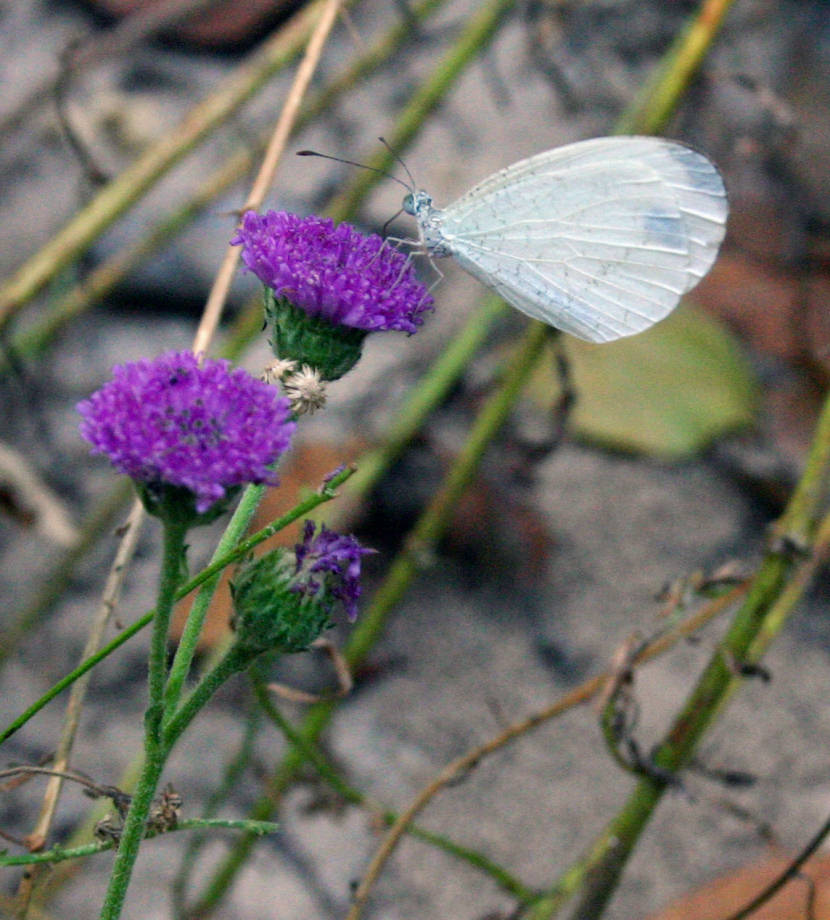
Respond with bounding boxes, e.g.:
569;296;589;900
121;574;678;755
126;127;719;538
2;841;111;868
616;0;736;135
0;466;354;746
4;0;449;374
0;819;277;868
325;0;519;223
99;645;256;918
163;645;255;750
0;0;328;333
163;484;265;716
527;390;830;920
97;745;164;920
97;520;270;919
98;518;187;920
249;668;537;903
0;480;133;667
146;521;188;740
188;319;552;917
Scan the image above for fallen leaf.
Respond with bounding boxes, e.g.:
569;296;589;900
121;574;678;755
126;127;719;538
526;301;759;458
643;851;830;920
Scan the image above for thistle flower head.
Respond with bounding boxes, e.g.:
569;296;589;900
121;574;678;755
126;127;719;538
292;520;373;622
231;522;373;655
77;351;295;517
231;211;433;334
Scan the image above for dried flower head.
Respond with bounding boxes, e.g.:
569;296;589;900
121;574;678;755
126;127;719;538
231;211;433;333
260;358;298;386
77;351;295;515
283;364;327;416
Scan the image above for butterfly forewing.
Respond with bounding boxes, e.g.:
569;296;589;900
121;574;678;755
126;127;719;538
427;137;727;343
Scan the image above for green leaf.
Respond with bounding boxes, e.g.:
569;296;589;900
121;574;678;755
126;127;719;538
527;301;759;458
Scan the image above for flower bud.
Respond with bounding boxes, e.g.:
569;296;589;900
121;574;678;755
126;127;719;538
230;522;373;656
231;548;332;655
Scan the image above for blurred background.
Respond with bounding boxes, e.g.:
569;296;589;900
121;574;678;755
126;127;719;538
1;1;829;918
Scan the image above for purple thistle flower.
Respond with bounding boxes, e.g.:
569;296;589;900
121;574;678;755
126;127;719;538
77;351;295;514
231;211;433;334
292;520;374;621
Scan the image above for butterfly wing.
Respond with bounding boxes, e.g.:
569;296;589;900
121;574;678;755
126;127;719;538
434;137;727;343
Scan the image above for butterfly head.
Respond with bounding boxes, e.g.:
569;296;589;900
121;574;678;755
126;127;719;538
402;190;433;218
401;190;451;256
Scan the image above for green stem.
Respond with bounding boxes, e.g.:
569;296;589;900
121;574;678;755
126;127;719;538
0;0;327;333
527;390;830;920
97;747;165;920
98;518;187;920
163;485;265;717
0;819;277;868
188;320;552;916
98;523;264;919
0;466;354;746
145;522;188;742
616;0;736;135
163;645;255;751
101;520;187;920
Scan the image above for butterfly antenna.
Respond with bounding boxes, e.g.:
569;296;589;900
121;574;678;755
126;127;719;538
378;137;417;189
296;149;410;192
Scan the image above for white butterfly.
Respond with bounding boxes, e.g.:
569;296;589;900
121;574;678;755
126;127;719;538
402;136;728;343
